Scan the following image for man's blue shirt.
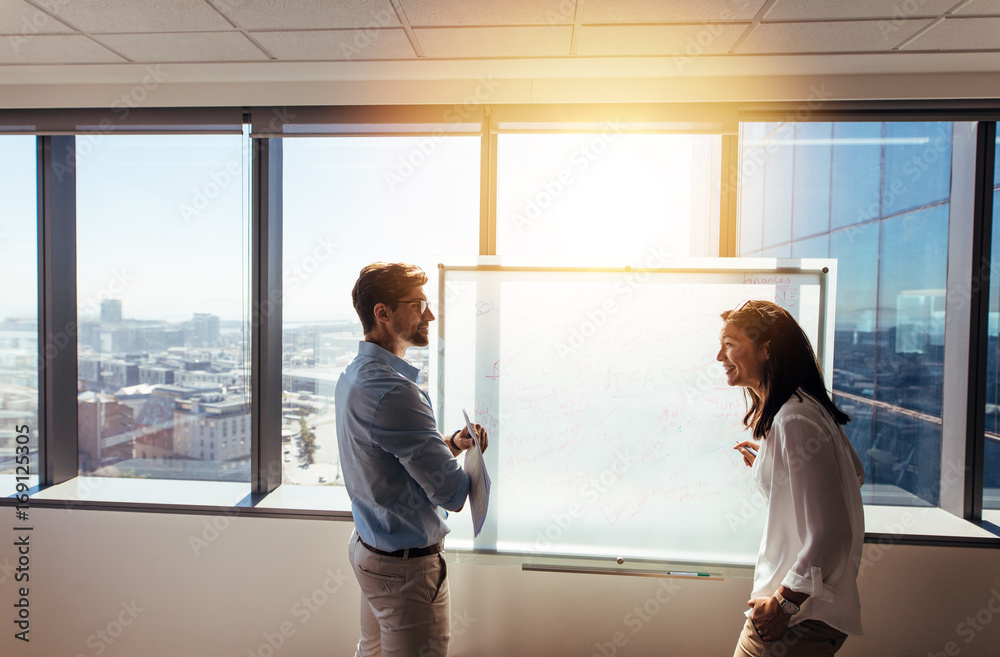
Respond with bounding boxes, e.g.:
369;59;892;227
335;341;469;552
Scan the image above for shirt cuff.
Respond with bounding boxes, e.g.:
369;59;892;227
783;566;836;603
439;470;471;512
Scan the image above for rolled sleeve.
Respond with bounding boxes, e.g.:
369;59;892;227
371;385;470;512
777;415;855;603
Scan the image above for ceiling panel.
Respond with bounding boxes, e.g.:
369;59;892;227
581;0;765;23
214;0;401;30
0;0;75;34
46;0;233;33
577;24;747;55
0;34;125;63
252;29;415;61
98;32;270;63
399;0;579;26
414;26;573;57
903;16;1000;48
737;19;932;52
765;0;957;20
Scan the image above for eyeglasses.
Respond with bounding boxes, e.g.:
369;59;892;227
733;299;766;318
397;298;434;314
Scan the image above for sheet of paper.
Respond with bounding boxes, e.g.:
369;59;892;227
462;408;491;537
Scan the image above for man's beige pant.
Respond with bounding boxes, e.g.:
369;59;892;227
734;617;848;657
349;532;451;657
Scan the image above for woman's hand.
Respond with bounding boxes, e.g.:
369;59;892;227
735;440;760;467
747;596;790;642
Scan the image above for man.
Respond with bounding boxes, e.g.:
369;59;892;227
336;262;487;657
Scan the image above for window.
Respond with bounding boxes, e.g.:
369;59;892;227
0;136;38;483
497;131;720;259
75;132;251;482
437;125;726;553
986;135;1000;511
0;106;993;549
281;134;480;487
740;121;961;507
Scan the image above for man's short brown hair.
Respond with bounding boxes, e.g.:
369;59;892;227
352;262;428;334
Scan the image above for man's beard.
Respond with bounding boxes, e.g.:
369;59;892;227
393;316;429;347
409;325;430;347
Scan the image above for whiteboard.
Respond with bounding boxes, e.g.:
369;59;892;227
437;258;836;566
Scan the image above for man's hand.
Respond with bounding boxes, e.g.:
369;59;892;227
748;596;790;642
447;424;488;456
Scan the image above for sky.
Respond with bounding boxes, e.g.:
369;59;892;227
4;130;781;325
0;135;37;320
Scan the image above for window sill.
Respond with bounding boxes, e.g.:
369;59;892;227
864;504;1000;546
0;475;352;520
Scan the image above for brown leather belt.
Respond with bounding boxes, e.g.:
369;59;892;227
358;536;444;559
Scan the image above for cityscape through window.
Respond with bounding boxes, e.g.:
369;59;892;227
280;135;480;487
739;121;963;507
0;136;38;480
75;133;251;481
0;115;993;523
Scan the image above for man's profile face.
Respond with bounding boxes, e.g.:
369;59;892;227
389;285;434;349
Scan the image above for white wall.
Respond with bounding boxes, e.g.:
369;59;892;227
1;507;997;657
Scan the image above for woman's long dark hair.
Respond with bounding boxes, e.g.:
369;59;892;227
721;299;850;439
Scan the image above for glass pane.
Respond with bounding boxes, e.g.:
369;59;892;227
497;132;720;260
876;206;948;415
739;121;962;508
739;122;766;255
830;223;879;400
761;243;791;257
830;122;882;230
791;233;829;258
762;123;793;249
76;133;251;481
0;136;38;481
875;206;948;506
791;122;832;240
882;122;952;217
281;136;479;487
985;143;1000;509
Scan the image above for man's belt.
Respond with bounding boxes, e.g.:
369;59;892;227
358;536;444;559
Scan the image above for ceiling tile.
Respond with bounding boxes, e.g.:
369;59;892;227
951;0;1000;15
47;0;233;33
581;0;765;22
0;34;125;63
903;16;1000;49
737;19;932;53
398;0;578;26
577;24;747;55
214;0;400;30
97;32;270;63
252;29;415;60
0;0;75;34
414;26;573;57
765;0;956;20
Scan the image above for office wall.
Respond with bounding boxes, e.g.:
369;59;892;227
0;507;997;657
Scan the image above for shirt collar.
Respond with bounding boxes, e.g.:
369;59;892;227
357;341;420;383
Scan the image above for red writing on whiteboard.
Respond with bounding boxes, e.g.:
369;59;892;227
743;273;792;285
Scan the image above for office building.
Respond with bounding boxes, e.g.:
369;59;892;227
100;298;122;324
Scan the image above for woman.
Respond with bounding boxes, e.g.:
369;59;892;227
718;300;865;657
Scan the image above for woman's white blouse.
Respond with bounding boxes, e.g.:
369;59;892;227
750;390;866;636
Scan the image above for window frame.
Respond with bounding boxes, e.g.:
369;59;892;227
0;102;996;552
